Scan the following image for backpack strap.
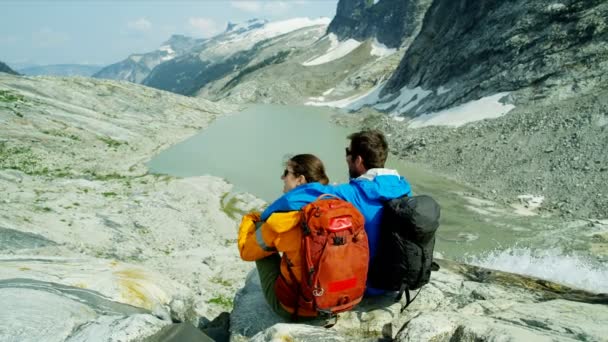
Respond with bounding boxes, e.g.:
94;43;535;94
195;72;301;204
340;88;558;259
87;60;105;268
395;282;407;302
398;284;423;313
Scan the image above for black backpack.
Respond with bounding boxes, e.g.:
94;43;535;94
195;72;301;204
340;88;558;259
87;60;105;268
368;195;440;309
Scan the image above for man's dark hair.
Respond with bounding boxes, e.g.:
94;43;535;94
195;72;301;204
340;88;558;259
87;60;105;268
348;129;388;169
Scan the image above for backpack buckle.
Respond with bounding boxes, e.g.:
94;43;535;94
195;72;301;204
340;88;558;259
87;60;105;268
312;287;324;297
322;314;338;328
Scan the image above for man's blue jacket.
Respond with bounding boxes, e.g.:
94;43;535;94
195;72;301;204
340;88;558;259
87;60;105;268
261;168;412;295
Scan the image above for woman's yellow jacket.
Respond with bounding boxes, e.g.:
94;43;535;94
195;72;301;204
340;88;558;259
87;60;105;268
238;210;315;316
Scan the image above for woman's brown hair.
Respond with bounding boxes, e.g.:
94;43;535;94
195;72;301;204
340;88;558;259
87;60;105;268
288;154;329;185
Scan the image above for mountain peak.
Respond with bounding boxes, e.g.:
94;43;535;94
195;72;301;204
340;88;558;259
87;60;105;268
224;18;268;34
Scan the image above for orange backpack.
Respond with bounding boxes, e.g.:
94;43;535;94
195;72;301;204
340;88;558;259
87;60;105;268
275;195;369;318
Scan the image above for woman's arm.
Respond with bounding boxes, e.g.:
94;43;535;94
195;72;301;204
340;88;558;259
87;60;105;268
237;212;277;261
237;211;301;261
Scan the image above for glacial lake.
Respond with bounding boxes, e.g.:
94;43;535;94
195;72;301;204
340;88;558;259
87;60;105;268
149;104;607;292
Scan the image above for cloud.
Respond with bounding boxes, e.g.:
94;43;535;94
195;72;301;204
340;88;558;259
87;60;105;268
127;18;152;32
0;35;18;45
264;1;291;15
188;18;223;38
32;28;69;48
229;1;294;15
230;1;262;12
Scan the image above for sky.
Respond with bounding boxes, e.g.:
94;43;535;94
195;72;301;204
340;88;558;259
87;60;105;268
0;1;338;68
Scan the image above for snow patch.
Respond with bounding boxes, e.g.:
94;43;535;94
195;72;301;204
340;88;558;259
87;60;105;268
129;55;142;63
158;45;174;54
305;82;384;109
370;39;396;58
346;82;385;110
158;45;176;62
322;88;334;96
408;92;515;128
201;17;330;62
376;86;432;114
235;17;330;44
303;33;362;66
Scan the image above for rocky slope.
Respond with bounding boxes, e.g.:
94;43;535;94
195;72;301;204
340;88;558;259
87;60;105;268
0;61;19;75
231;259;608;341
327;0;432;48
143;18;329;96
93;34;203;83
381;0;608;114
196;24;354;104
0;74;264;340
201;0;434;106
343;83;608;221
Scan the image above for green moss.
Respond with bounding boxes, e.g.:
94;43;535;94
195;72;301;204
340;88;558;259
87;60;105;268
98;136;126;149
86;171;127;181
42;129;81;141
102;192;118;197
220;192;243;219
0;142;43;174
210;276;232;287
0;90;25;103
207;295;233;308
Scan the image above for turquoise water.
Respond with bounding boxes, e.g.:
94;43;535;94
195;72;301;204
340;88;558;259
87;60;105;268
149;104;352;201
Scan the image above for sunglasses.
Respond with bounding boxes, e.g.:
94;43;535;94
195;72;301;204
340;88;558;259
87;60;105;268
282;169;293;177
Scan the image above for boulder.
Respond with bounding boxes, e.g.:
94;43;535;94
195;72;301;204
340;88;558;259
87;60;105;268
230;259;608;341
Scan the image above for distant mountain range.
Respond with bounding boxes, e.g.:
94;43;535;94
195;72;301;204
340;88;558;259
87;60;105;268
93;18;332;95
0;61;19;75
93;34;205;83
18;64;103;77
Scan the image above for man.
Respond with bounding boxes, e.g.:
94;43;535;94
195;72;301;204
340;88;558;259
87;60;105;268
262;129;412;295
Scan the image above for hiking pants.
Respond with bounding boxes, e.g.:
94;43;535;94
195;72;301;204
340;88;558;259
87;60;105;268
255;254;293;320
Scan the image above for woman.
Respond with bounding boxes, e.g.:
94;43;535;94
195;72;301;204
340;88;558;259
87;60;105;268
238;154;329;320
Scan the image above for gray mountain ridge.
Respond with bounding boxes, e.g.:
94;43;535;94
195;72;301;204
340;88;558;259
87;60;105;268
19;64;103;77
93;19;269;86
93;34;204;83
382;0;608;114
0;61;19;75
